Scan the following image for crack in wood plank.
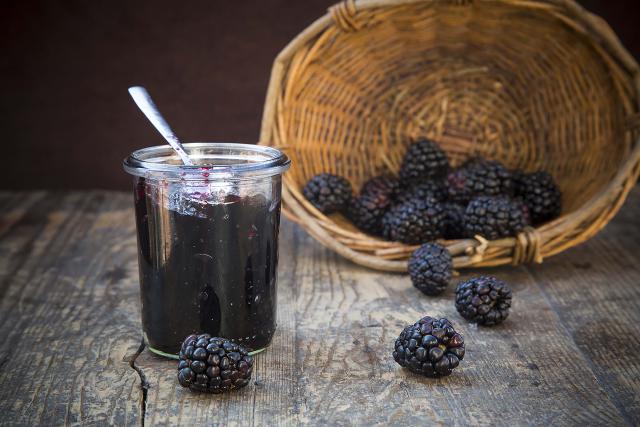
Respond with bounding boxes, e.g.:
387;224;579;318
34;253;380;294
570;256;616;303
127;338;149;427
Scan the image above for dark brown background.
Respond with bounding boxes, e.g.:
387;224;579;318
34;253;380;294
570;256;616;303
1;0;638;190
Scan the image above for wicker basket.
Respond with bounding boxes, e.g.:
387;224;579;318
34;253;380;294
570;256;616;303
260;0;640;272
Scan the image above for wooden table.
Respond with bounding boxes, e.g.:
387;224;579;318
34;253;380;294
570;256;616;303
0;189;638;426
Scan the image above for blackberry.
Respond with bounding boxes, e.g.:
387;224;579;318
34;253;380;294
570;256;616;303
360;175;399;199
303;174;352;214
513;171;561;225
455;276;512;325
463;196;530;239
459;156;486;168
442;203;466;239
348;175;398;235
348;193;391;235
177;334;253;393
397;180;448;203
399;139;450;185
393;316;465;377
447;160;513;204
408;243;453;296
382;197;445;244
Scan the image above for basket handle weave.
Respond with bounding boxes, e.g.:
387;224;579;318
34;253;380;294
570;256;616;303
329;0;360;32
329;0;475;32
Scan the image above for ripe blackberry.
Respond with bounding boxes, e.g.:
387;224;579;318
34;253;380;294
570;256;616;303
348;193;391;235
382;197;445;244
303;173;352;214
447;160;513;204
459;156;486;168
177;334;253;393
397;180;448;203
408;243;453;296
513;171;561;225
442;203;466;239
455;276;512;325
360;175;399;199
348;175;398;235
399;139;450;185
463;196;530;239
393;316;465;377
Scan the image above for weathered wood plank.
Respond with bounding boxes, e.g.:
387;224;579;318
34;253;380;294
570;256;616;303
275;230;625;425
0;192;142;426
0;189;638;426
524;188;640;423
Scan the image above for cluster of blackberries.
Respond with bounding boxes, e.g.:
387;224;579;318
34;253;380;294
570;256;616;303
303;139;562;243
393;275;511;378
394;243;514;377
408;243;512;320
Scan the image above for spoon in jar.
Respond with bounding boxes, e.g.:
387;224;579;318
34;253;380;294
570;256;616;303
128;86;194;166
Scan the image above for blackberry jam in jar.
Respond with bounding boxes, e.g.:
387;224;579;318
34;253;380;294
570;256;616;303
124;143;290;357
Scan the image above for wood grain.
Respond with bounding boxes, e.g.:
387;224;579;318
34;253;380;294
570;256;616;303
524;195;640;424
0;189;638;425
0;192;142;425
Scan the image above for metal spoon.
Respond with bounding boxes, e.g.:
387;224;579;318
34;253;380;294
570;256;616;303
128;86;194;165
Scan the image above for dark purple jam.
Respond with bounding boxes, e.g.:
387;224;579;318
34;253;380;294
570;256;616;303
133;178;281;354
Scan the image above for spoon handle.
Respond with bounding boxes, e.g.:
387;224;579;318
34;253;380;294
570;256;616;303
128;86;194;165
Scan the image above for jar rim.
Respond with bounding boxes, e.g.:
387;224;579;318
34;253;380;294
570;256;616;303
123;142;290;180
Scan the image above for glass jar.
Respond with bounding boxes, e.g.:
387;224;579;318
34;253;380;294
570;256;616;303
123;143;290;358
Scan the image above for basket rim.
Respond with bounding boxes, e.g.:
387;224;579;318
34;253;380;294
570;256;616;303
259;0;640;272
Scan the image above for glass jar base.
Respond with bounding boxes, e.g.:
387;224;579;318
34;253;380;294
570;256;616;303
147;345;267;359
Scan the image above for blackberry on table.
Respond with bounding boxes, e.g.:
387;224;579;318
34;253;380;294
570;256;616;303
408;243;453;296
455;276;512;325
178;334;253;393
447;160;513;204
393;316;465;377
513;171;561;225
463;196;530;240
399;139;450;185
303;173;352;214
382;197;445;244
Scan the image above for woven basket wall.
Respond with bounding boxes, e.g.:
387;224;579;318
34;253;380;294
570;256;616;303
260;0;640;272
